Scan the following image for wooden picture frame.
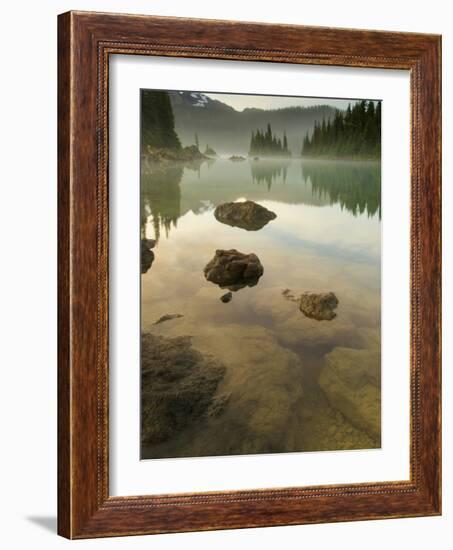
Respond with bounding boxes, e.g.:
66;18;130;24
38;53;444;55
58;10;441;539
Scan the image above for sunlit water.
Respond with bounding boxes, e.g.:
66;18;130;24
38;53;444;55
141;157;381;459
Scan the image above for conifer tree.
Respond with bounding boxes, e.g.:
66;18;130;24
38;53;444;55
301;100;381;159
249;123;291;157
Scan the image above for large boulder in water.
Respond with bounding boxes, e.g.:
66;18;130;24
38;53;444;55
299;291;339;321
141;333;226;446
203;249;263;291
214;200;277;231
319;346;381;441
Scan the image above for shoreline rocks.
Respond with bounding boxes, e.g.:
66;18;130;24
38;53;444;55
144;145;207;163
204;249;264;291
214;200;277;231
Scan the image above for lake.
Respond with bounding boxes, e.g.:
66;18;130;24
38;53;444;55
140;157;381;459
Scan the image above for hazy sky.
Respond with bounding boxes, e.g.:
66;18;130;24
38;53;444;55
204;93;359;112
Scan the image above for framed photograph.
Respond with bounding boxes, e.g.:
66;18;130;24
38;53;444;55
58;11;441;538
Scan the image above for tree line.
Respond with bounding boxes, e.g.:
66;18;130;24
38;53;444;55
141;90;181;152
249;123;291;157
301;100;381;159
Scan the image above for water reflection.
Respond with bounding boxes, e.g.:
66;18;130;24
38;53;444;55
302;160;381;219
141;157;381;458
250;159;289;189
141;158;381;243
141;163;183;242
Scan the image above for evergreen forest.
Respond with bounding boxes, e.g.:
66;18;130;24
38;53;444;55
301;100;381;159
249;124;291;157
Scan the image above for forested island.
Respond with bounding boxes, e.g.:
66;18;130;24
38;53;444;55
249;124;291;157
301;100;381;159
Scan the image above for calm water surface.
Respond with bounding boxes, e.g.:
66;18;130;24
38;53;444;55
141;158;381;459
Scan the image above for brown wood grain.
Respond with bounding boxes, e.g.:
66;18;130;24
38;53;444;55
57;10;441;539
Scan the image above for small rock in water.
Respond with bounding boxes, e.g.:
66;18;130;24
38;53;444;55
141;238;156;274
214;200;277;231
154;313;184;325
204;249;264;291
220;292;233;303
299;291;339;321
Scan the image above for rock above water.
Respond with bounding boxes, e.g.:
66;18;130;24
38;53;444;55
214;200;277;231
229;155;246;161
204;249;264;291
299;291;339;321
141;239;155;274
142;238;156;249
141;333;226;446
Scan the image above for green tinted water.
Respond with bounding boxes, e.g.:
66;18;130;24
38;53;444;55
141;158;381;459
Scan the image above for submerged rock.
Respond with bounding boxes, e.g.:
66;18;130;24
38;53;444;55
319;346;381;440
207;392;231;418
299;291;339;321
154;313;183;325
204;249;264;291
214;200;277;231
141;333;226;446
148;321;306;456
282;288;298;303
141;239;155;274
220;292;233;303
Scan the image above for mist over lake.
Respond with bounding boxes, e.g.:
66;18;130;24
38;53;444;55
140;90;381;460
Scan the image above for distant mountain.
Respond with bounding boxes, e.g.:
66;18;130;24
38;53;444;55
170;91;236;113
169;91;338;156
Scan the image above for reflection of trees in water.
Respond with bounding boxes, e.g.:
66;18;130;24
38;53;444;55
141;159;381;243
141;163;183;242
250;160;289;190
141;159;209;241
302;161;381;219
